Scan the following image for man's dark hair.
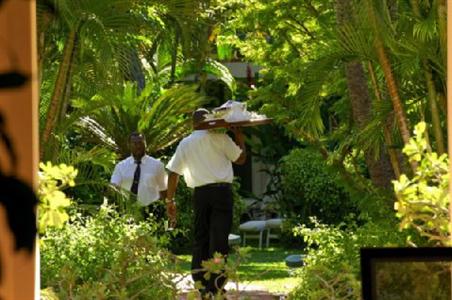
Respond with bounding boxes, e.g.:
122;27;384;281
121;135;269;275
129;132;145;142
192;108;209;125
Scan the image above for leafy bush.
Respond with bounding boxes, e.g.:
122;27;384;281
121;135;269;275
40;204;177;299
279;148;357;225
288;218;408;299
38;162;78;233
393;122;450;246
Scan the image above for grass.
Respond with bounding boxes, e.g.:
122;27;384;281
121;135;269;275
173;242;302;294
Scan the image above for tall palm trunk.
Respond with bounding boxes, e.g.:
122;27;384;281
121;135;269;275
373;41;411;148
424;62;445;154
40;29;78;159
367;61;401;178
366;0;415;171
336;0;395;188
437;0;446;67
38;18;50;84
367;0;403;178
37;1;56;84
170;29;180;84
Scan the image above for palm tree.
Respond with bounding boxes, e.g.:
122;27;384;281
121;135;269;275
38;0;206;159
74;81;207;158
408;0;445;154
363;0;446;163
365;0;412;154
335;0;395;188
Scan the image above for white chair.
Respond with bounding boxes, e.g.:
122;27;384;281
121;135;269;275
239;220;266;249
265;218;284;248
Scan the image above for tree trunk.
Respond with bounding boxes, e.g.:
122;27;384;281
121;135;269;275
366;0;412;160
40;30;77;160
437;0;446;68
37;2;55;84
374;40;411;148
346;60;395;188
424;62;445;154
367;61;402;178
336;0;395;188
170;29;180;84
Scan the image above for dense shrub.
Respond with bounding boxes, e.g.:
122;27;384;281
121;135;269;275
280;148;357;225
393;122;450;246
288;218;410;299
40;204;177;299
38;162;77;233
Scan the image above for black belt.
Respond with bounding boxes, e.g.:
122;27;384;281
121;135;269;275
197;182;231;188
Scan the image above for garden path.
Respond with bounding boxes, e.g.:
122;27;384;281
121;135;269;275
177;290;285;300
175;275;286;299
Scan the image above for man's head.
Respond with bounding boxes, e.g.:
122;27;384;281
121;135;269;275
192;108;209;128
129;132;146;160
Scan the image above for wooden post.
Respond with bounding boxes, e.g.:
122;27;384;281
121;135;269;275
448;0;452;246
0;0;39;299
447;1;452;299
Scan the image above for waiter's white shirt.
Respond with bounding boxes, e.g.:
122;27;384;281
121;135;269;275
111;155;167;206
166;130;242;188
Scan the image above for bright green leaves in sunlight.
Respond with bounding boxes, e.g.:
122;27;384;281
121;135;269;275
38;162;78;233
392;122;450;246
401;122;428;162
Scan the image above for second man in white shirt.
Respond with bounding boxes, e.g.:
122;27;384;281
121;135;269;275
111;132;167;218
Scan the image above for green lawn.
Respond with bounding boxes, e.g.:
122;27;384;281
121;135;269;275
174;244;302;294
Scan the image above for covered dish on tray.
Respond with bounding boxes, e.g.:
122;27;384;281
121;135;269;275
194;100;272;130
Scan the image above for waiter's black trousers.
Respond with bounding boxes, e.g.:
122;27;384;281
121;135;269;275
191;183;233;294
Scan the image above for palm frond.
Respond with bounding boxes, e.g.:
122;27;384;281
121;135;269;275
204;59;237;93
412;8;437;42
159;58;237;93
54;145;116;196
75;81;207;158
355;99;395;156
336;23;375;61
139;84;208;152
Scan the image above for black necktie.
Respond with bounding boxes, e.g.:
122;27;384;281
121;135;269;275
130;160;141;194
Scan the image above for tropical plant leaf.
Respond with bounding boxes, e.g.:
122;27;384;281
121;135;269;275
75;81;207;158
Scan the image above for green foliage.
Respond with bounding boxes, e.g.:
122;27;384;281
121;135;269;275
39;0;209;159
393;122;450;245
74;81;207;158
371;260;451;299
176;246;301;295
199;248;251;298
40;204;177;299
51;144;117;206
167;177;193;253
289;218;408;299
38;162;78;233
220;0;340;141
40;288;59;300
289;263;360;300
160;58;237;94
279;148;356;225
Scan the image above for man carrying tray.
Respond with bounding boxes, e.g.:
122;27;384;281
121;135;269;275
165;108;246;298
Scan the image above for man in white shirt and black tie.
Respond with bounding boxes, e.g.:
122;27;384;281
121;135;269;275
111;132;167;219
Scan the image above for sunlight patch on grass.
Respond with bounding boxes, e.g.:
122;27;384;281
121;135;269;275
239;277;300;294
174;247;303;294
